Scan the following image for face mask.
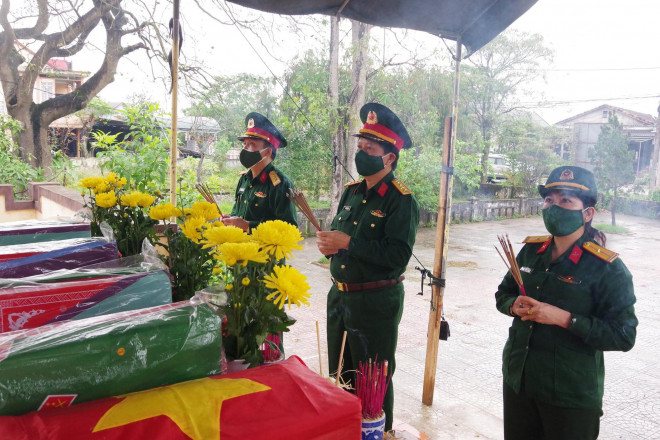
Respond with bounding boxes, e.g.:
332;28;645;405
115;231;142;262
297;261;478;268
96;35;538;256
355;150;387;176
239;148;265;169
542;204;587;237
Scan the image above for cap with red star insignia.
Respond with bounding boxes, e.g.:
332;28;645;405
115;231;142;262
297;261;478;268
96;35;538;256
353;103;412;151
238;112;287;150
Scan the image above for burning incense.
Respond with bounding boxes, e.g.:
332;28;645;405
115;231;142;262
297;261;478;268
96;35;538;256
495;234;526;296
195;183;223;217
335;331;347;386
287;188;321;231
356;357;391;420
316;320;324;377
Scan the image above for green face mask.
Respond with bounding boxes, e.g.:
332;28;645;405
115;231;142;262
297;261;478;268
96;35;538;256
542;204;586;236
239;148;265;169
354;150;385;176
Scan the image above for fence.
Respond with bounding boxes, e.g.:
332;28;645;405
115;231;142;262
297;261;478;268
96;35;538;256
295;196;545;235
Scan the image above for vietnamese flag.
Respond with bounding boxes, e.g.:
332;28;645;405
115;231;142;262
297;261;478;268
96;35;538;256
0;356;362;440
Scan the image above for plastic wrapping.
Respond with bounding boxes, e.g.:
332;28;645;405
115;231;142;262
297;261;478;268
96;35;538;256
0;265;172;332
0;356;361;439
0;301;223;416
0;237;118;278
0;219;90;246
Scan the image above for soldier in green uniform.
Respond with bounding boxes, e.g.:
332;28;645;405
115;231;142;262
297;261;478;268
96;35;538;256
317;103;419;432
222;112;297;232
495;166;638;440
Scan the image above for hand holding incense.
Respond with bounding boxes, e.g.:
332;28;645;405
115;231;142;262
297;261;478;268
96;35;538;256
495;234;526;296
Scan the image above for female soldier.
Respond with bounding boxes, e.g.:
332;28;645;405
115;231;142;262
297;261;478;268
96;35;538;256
495;166;638;440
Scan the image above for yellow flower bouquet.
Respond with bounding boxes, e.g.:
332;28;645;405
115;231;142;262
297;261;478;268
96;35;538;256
201;220;311;367
79;173;158;256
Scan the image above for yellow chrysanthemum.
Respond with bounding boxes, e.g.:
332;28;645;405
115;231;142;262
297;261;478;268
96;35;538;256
202;224;250;248
226;283;234;290
251;220;303;260
94;181;110;194
213;242;269;267
191;201;220;221
149;203;183;220
264;265;311;310
180;216;206;243
120;191;155;208
95;191;117;208
80;176;104;190
241;277;250;286
105;173;127;189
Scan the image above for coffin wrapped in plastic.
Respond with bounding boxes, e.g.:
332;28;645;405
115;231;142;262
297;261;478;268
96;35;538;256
0;356;361;439
0;301;223;416
0;266;172;333
0;237;118;278
0;220;90;246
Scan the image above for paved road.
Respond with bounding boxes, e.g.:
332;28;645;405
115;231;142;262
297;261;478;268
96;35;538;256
284;212;660;439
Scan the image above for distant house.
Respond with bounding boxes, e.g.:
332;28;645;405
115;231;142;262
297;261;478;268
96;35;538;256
555;104;657;174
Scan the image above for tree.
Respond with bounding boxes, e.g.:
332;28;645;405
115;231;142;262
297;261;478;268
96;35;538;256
461;30;553;183
0;0;157;173
589;115;636;225
498;115;565;196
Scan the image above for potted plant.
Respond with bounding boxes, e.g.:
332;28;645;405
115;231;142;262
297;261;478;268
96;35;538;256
201;220;311;368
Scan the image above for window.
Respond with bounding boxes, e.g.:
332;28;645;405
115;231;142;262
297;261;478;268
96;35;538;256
40;80;55;102
602;110;609;119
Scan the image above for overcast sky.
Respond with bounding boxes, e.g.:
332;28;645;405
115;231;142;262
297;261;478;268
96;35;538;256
94;0;660;125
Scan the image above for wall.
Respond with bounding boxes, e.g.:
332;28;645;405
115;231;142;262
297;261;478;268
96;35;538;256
0;183;85;223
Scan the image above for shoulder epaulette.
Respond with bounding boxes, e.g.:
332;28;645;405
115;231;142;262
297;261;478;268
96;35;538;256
344;180;362;187
583;241;618;263
391;179;412;195
269;170;281;187
523;235;552;244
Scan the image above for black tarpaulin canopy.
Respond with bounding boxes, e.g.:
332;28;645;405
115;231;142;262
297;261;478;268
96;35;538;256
226;0;538;54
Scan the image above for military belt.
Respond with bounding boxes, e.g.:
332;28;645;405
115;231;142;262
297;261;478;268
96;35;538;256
332;275;404;293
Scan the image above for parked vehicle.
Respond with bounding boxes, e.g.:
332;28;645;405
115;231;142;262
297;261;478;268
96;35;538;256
487;153;510;183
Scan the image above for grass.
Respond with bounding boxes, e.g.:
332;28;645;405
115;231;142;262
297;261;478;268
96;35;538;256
594;223;629;234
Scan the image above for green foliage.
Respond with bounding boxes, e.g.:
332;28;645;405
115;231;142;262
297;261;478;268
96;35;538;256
593;223;629;234
589;115;636;223
396;148;441;210
652;190;660;202
498;116;565;196
0;116;43;197
50;148;75;187
95;102;170;192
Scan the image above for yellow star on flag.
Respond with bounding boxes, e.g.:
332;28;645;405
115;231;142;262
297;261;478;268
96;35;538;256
93;377;271;440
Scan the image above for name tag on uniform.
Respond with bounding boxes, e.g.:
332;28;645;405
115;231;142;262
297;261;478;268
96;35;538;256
238;188;246;193
520;267;532;273
343;206;351;211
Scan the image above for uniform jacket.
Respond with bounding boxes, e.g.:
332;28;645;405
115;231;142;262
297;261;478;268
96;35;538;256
329;172;419;283
495;233;638;409
230;163;297;230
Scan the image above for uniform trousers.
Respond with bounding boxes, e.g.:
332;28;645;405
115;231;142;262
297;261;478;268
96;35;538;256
503;381;602;440
327;283;404;432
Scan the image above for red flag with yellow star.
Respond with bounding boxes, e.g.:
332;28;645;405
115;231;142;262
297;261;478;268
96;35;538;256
0;356;361;440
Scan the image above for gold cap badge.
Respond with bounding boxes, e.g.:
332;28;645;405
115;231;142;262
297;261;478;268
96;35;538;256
247;118;255;129
560;169;574;180
366;111;378;125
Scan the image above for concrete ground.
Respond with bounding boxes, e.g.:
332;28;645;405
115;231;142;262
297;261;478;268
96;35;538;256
284;212;660;440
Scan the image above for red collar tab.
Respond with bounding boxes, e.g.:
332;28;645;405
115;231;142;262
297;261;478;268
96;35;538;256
244;126;280;149
377;182;389;197
537;239;552;254
569;245;583;264
259;172;267;183
359;123;404;151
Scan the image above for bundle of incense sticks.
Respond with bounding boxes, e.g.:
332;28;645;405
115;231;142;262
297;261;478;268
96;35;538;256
195;183;223;217
356;357;391;420
287;188;321;231
495;234;526;296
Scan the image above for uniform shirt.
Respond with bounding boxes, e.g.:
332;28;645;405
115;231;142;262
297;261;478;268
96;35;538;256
329;172;419;284
230;162;297;230
495;233;638;409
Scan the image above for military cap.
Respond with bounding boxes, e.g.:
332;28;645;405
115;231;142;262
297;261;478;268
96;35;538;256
237;112;287;150
353;103;412;151
538;166;598;203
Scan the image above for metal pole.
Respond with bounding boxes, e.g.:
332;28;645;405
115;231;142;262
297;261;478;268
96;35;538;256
422;37;462;406
170;0;180;206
